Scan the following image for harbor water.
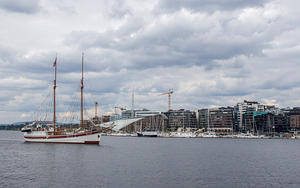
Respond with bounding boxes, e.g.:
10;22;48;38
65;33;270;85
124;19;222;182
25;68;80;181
1;131;300;188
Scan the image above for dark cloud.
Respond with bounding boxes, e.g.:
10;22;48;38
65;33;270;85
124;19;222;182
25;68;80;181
66;9;273;71
156;0;270;13
258;78;300;90
0;0;40;14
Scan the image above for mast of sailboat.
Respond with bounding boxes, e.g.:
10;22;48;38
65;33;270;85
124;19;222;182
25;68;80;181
80;53;84;129
131;89;134;118
53;56;57;133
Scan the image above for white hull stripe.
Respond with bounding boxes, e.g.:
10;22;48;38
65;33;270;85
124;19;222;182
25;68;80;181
24;132;101;144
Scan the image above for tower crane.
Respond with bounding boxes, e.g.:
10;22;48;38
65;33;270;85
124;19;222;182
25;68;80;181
159;89;174;111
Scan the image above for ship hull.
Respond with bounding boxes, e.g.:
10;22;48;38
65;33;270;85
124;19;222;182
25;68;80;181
24;131;101;144
137;132;158;137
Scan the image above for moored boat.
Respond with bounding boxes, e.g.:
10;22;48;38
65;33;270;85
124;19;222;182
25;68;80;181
137;130;158;137
21;54;101;144
23;130;101;144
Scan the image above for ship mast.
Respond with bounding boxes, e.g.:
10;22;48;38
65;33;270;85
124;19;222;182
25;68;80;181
53;56;57;133
80;53;84;129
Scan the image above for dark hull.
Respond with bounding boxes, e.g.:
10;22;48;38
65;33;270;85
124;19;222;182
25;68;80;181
137;133;157;137
21;129;32;132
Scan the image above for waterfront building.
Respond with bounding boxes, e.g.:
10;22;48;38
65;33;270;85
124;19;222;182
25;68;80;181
121;110;138;119
121;109;152;119
290;115;300;131
242;109;256;132
209;107;234;132
135;110;167;132
109;114;121;122
114;113;167;133
255;113;288;134
121;110;135;119
198;107;234;133
234;100;280;132
288;107;300;132
274;114;289;132
234;100;261;131
163;109;197;131
198;108;209;128
135;110;161;117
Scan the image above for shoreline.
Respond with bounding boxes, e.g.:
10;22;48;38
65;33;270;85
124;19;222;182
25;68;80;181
4;130;298;140
103;132;298;139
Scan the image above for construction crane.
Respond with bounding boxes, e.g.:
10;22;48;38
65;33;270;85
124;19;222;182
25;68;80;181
159;89;174;111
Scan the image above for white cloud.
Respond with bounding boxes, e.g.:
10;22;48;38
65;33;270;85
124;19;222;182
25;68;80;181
1;0;300;123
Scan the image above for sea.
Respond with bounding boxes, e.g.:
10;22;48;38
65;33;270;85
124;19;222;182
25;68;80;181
1;131;300;188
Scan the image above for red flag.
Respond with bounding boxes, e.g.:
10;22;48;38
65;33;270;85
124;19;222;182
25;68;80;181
53;57;57;67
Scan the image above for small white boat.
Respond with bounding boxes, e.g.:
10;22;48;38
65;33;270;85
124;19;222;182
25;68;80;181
201;131;218;138
169;132;196;138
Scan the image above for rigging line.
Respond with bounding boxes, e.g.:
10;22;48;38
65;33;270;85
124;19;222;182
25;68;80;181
44;94;51;122
66;93;79;123
65;87;81;123
36;86;49;120
83;79;100;120
34;85;52;122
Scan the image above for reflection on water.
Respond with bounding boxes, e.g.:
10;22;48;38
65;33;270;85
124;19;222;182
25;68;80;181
1;131;300;188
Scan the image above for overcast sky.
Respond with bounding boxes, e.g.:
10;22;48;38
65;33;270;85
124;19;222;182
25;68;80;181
1;0;300;123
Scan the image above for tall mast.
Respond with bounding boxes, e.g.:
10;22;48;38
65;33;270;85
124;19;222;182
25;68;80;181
95;101;98;118
80;53;84;129
131;89;134;118
207;108;210;131
168;90;171;111
53;56;57;133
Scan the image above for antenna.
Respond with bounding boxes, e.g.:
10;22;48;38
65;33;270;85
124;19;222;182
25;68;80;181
80;52;84;129
53;55;57;133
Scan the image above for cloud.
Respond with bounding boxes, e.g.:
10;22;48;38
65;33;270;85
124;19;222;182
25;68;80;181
65;3;285;71
1;0;300;123
105;0;131;18
156;0;270;13
0;0;41;14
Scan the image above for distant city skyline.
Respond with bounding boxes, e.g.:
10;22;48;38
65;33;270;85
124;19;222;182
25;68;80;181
1;0;300;123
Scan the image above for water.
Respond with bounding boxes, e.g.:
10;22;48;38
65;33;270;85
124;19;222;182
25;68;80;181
1;131;300;188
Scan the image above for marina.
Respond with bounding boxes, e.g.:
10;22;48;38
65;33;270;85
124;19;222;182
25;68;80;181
105;131;296;139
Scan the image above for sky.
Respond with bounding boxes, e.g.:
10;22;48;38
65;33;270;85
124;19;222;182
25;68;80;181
1;0;300;123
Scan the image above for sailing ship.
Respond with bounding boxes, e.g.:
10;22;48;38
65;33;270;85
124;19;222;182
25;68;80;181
21;54;101;144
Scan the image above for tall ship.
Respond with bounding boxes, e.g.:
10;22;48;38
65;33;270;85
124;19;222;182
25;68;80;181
21;54;101;144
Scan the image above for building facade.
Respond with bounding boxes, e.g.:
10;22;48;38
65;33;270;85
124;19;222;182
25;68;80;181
255;113;288;134
164;109;197;131
198;107;234;132
234;100;280;132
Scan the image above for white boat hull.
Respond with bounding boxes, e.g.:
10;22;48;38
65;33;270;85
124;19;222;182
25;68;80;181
137;131;158;137
24;131;101;144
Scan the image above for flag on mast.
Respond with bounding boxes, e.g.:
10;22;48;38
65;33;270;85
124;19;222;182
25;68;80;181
53;57;57;67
